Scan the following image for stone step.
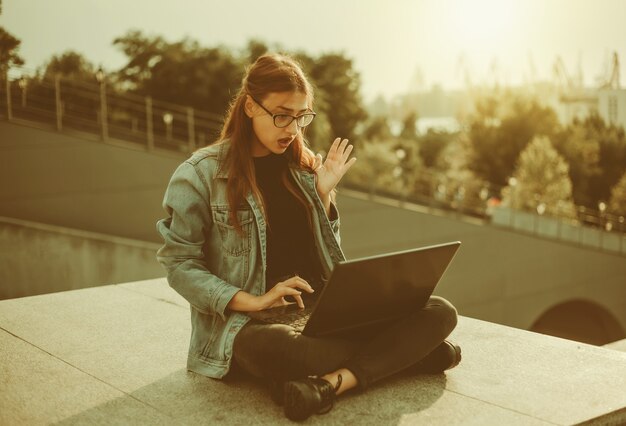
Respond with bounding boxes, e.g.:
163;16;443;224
1;278;625;425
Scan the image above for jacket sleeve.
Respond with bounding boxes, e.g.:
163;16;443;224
327;201;341;245
156;161;240;321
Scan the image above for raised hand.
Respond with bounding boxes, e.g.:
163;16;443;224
314;138;357;197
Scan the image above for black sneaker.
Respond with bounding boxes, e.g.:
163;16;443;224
268;380;285;406
410;340;462;374
283;375;342;421
448;341;462;369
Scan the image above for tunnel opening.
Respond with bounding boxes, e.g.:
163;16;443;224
530;299;625;345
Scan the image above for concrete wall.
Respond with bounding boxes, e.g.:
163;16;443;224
0;121;185;242
0;217;162;300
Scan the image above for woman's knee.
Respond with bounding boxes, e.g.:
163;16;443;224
233;323;299;377
426;296;458;335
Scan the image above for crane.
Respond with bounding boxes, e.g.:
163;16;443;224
600;51;620;89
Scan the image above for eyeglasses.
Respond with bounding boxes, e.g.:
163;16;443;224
249;95;316;128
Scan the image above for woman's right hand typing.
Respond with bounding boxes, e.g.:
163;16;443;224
226;276;315;312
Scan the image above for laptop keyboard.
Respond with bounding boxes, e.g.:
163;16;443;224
269;310;312;329
250;305;314;331
249;276;324;330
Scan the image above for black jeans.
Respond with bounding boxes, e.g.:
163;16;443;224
232;296;458;389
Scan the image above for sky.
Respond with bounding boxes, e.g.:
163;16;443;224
2;0;625;102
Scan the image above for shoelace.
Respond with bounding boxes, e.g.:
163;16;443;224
317;374;342;415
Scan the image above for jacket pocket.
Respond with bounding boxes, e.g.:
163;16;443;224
212;206;253;257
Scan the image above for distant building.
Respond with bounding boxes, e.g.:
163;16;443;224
400;84;469;119
382;85;470;135
598;88;626;130
554;90;598;125
533;83;599;126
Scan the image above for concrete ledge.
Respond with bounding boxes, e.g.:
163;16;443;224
1;279;625;425
605;338;626;353
0;216;162;299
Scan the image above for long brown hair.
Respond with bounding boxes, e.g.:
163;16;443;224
218;53;318;232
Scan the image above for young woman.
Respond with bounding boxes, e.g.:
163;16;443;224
156;53;461;421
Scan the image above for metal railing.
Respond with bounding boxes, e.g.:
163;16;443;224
0;67;224;154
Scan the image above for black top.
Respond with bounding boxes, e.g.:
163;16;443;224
253;153;322;290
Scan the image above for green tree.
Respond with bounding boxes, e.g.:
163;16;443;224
392;137;423;195
343;140;401;194
113;30;243;116
306;53;367;142
361;116;392;141
304;108;332;154
418;129;455;169
112;30;166;89
244;39;270;64
112;32;367;147
399;110;419;141
466;91;560;187
502;136;576;218
40;50;96;81
552;118;601;207
584;114;626;207
32;51;99;126
608;172;626;216
0;26;25;72
435;135;485;210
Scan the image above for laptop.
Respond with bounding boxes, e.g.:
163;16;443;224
247;241;461;337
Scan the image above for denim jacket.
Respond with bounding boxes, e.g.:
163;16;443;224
156;140;346;378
